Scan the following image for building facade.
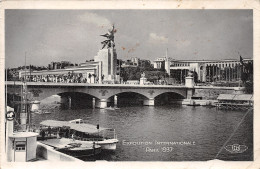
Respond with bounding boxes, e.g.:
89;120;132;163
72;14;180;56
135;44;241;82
19;61;102;84
153;57;171;75
170;58;253;83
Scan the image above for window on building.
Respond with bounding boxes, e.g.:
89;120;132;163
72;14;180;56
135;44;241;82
15;141;26;151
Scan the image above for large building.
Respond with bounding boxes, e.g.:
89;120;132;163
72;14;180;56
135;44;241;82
19;61;102;83
170;58;253;83
153;55;253;83
153;50;171;75
121;57;152;69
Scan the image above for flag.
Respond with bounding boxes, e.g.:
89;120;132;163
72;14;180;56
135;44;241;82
240;56;244;65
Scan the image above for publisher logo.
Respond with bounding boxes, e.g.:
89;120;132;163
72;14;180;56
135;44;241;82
6;111;15;121
224;144;248;153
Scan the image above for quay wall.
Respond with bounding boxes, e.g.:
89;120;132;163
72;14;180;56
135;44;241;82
194;88;234;100
36;142;83;162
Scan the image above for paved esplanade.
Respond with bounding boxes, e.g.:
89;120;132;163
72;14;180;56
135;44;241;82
6;81;236;108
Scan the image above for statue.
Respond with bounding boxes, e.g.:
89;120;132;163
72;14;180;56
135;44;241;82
100;24;116;49
187;69;193;77
141;72;145;78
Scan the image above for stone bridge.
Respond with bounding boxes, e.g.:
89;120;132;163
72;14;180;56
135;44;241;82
5;81;237;108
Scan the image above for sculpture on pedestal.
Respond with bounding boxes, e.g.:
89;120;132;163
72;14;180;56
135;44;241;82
140;72;147;85
100;25;116;49
141;72;146;78
95;24;118;82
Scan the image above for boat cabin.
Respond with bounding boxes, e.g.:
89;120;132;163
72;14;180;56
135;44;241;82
216;94;253;109
40;120;116;142
69;119;85;124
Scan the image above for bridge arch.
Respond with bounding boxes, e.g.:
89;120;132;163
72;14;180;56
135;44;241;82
153;90;186;99
106;91;149;107
154;92;185;105
42;92;99;109
106;91;149;100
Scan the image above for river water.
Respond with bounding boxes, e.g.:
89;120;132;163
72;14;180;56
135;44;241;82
31;105;253;161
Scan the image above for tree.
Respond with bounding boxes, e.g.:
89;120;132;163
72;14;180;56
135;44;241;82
121;69;128;82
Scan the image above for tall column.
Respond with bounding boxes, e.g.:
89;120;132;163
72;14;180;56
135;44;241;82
99;62;102;84
180;70;182;84
202;65;206;82
110;48;114;80
229;66;231;81
232;66;234;81
226;67;228;81
236;64;239;81
212;65;215;82
216;65;218;81
209;66;211;82
218;66;221;81
143;98;155;106
20;113;27;131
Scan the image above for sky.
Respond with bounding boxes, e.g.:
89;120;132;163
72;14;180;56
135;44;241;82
5;10;253;68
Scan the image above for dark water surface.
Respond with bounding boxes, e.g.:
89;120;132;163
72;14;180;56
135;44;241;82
31;105;253;161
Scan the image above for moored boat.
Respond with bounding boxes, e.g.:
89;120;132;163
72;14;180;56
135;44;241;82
40;138;101;157
186;100;200;106
40;119;119;150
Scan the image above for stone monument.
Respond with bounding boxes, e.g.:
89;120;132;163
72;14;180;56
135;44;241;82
140;72;147;85
185;70;194;88
94;25;117;82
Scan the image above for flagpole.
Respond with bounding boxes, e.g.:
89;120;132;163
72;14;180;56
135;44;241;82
239;64;242;87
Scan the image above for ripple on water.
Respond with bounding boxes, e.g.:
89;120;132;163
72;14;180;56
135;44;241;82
31;105;253;161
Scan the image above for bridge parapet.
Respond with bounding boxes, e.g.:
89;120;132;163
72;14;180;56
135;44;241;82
5;81;189;89
6;81;239;108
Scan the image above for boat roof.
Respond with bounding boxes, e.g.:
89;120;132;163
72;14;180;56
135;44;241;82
217;94;253;101
40;120;111;134
233;94;253;101
217;94;236;100
9;132;38;138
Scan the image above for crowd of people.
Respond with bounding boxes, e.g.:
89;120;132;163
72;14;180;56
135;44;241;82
38;126;73;140
21;72;100;84
20;72;180;86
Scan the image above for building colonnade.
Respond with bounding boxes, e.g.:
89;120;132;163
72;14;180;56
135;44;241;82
169;59;251;83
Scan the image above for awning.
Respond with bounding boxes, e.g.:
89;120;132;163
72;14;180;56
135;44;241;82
40;120;111;134
217;94;236;100
233;94;253;101
217;94;253;101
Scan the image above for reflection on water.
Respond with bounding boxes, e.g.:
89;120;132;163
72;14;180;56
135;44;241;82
31;105;253;161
